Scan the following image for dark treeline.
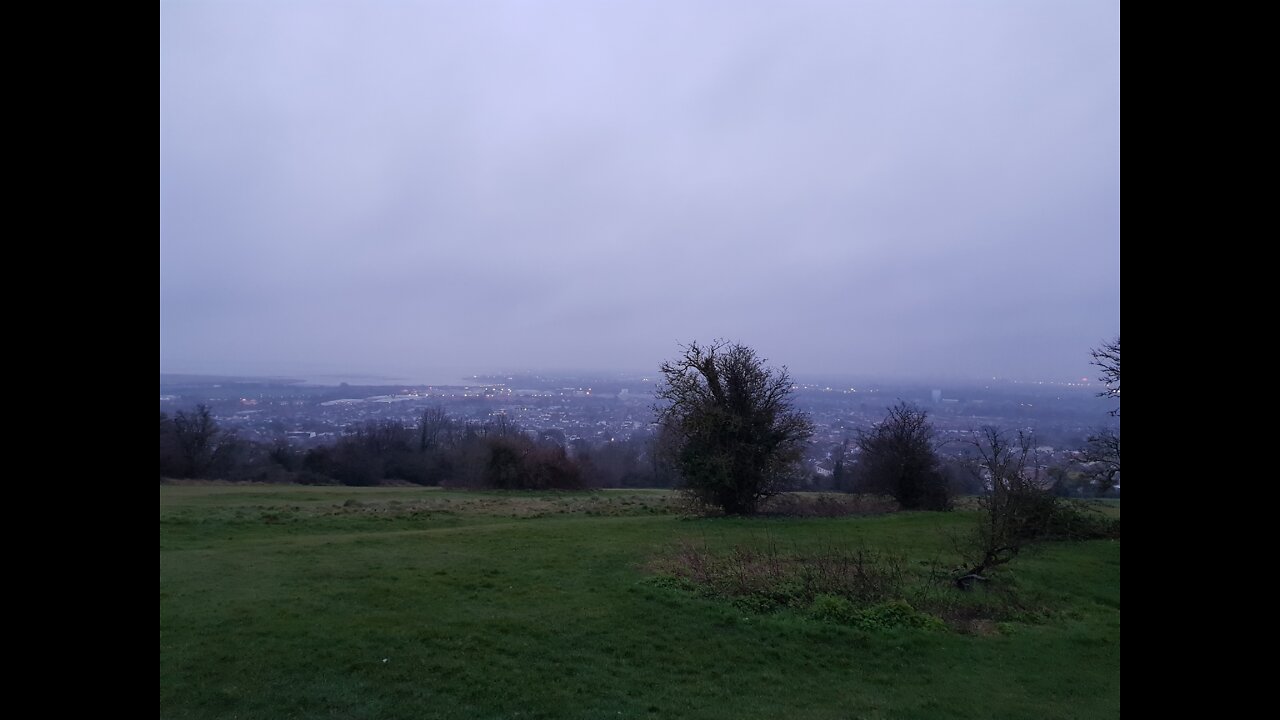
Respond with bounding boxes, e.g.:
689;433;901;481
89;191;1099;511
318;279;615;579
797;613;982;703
160;405;679;489
817;436;1116;501
160;403;1116;498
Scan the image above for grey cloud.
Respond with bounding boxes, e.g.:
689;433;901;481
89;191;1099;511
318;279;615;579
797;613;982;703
161;1;1119;383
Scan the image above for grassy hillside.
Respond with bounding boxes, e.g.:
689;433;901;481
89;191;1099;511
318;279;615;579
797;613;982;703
160;486;1119;719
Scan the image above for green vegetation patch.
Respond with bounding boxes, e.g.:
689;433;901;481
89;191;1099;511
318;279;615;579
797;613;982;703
644;538;1058;633
161;486;1119;720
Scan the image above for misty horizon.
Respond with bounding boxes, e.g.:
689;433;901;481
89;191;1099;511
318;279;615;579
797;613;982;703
158;362;1109;390
161;2;1119;383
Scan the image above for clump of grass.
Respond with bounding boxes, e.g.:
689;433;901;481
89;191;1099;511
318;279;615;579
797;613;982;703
648;538;1060;632
759;493;899;518
808;595;945;631
651;539;928;625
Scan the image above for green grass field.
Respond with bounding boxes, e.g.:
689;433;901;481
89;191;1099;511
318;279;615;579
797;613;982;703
160;486;1120;719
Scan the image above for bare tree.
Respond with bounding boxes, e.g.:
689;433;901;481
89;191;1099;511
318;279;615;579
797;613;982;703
168;404;239;478
171;404;218;476
1086;336;1120;491
656;340;814;515
417;406;452;451
955;427;1055;588
1080;427;1121;496
1091;336;1120;416
830;438;854;492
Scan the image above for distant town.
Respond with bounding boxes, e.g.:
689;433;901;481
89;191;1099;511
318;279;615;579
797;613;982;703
160;371;1117;479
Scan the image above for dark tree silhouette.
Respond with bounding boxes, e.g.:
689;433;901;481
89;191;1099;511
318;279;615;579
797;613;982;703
1086;336;1120;491
417;406;453;451
1082;427;1120;496
160;405;239;478
656;341;813;515
854;402;949;510
1091;336;1120;416
956;427;1054;588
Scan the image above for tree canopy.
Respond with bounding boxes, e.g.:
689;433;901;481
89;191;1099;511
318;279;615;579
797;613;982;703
656;341;813;514
855;402;950;510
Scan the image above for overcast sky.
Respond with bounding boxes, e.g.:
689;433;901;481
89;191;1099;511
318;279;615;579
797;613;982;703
160;0;1119;384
